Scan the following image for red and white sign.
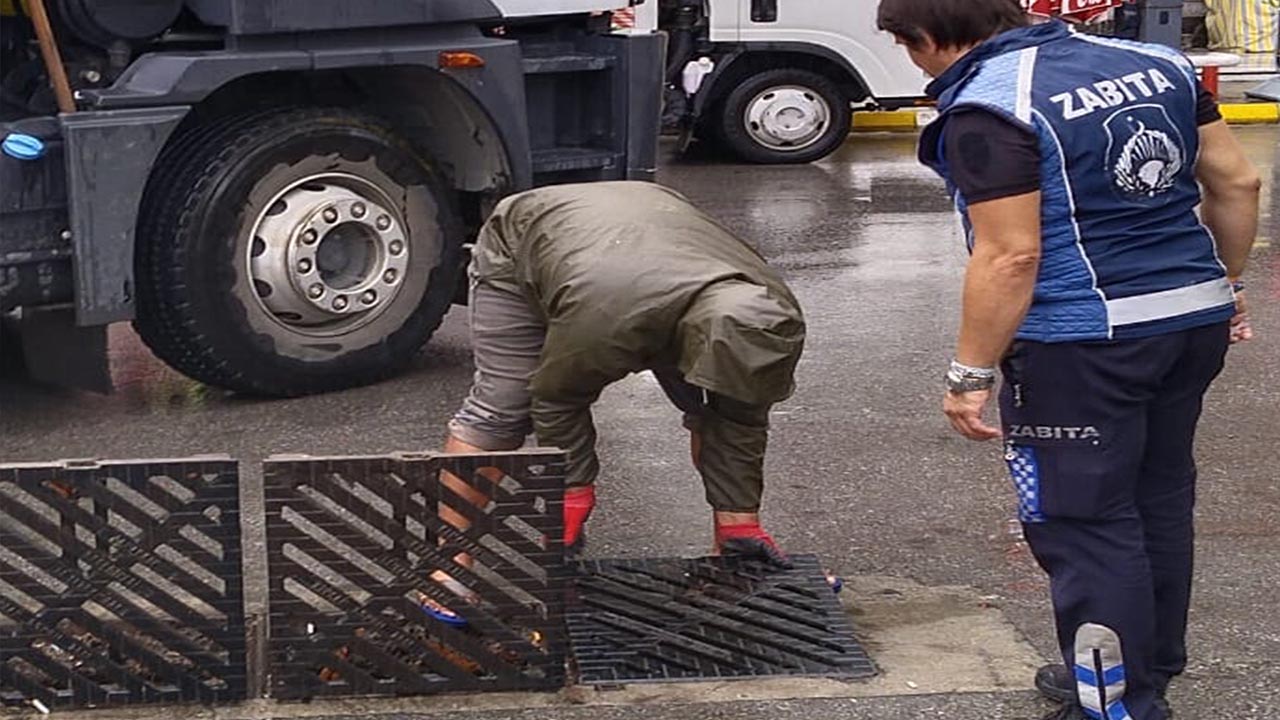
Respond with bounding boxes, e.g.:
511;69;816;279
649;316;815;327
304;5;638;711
611;6;636;29
1024;0;1124;23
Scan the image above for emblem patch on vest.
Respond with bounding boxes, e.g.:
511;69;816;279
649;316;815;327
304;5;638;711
1105;104;1186;200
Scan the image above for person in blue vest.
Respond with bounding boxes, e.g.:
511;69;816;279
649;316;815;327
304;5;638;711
876;1;1262;719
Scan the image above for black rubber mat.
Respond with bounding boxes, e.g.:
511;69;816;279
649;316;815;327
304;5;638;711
0;458;246;710
567;554;875;684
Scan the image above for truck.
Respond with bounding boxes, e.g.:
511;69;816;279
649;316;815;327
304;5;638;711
648;0;1179;164
652;0;929;164
0;0;664;396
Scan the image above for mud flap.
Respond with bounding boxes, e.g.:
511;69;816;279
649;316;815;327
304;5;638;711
12;307;112;393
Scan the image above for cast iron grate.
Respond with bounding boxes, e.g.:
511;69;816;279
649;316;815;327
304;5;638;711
0;458;247;710
263;451;567;698
568;554;875;684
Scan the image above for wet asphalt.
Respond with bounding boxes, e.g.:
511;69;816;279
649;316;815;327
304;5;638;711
2;127;1279;719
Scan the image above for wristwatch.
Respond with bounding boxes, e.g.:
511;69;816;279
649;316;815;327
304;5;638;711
946;360;997;394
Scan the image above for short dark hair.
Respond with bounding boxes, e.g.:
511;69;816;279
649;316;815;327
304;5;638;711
877;0;1029;49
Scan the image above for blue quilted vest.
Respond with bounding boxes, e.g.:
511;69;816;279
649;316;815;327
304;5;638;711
920;22;1234;342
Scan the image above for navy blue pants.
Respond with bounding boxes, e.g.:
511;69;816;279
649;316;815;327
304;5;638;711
999;323;1229;720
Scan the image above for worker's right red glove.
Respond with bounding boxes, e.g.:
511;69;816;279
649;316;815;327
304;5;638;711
563;485;596;553
715;522;793;568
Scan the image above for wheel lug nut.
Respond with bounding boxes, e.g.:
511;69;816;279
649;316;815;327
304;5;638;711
308;284;324;299
302;229;319;245
333;296;349;311
297;258;313;273
376;215;392;231
322;207;339;223
388;240;404;256
383;269;398;283
361;290;377;305
351;202;367;218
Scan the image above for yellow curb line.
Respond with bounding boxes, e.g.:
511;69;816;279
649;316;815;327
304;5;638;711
852;105;1279;130
852;110;920;132
1220;103;1280;125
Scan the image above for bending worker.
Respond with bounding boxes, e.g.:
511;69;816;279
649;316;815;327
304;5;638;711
441;181;804;566
878;1;1260;719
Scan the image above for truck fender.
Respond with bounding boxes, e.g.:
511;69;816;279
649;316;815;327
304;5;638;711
70;39;532;325
692;42;871;118
82;37;532;187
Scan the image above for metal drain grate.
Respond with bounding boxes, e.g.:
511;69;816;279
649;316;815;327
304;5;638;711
0;458;247;710
568;554;875;684
263;451;568;698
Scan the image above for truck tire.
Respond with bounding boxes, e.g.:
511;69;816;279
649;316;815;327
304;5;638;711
134;107;462;397
718;68;852;164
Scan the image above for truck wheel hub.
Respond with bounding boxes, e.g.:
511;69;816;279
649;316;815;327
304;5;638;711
249;175;409;334
744;86;831;151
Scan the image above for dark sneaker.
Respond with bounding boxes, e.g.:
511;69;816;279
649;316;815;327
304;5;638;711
1035;664;1174;718
1035;664;1077;704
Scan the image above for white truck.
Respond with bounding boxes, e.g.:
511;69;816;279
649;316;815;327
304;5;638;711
646;0;930;163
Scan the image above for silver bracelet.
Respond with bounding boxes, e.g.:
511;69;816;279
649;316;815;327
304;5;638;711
949;360;997;378
946;360;997;393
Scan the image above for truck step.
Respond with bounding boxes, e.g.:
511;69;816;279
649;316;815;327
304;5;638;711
531;147;620;174
522;53;615;74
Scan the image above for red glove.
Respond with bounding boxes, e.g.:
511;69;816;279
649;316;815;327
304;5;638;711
564;486;596;550
715;522;792;568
